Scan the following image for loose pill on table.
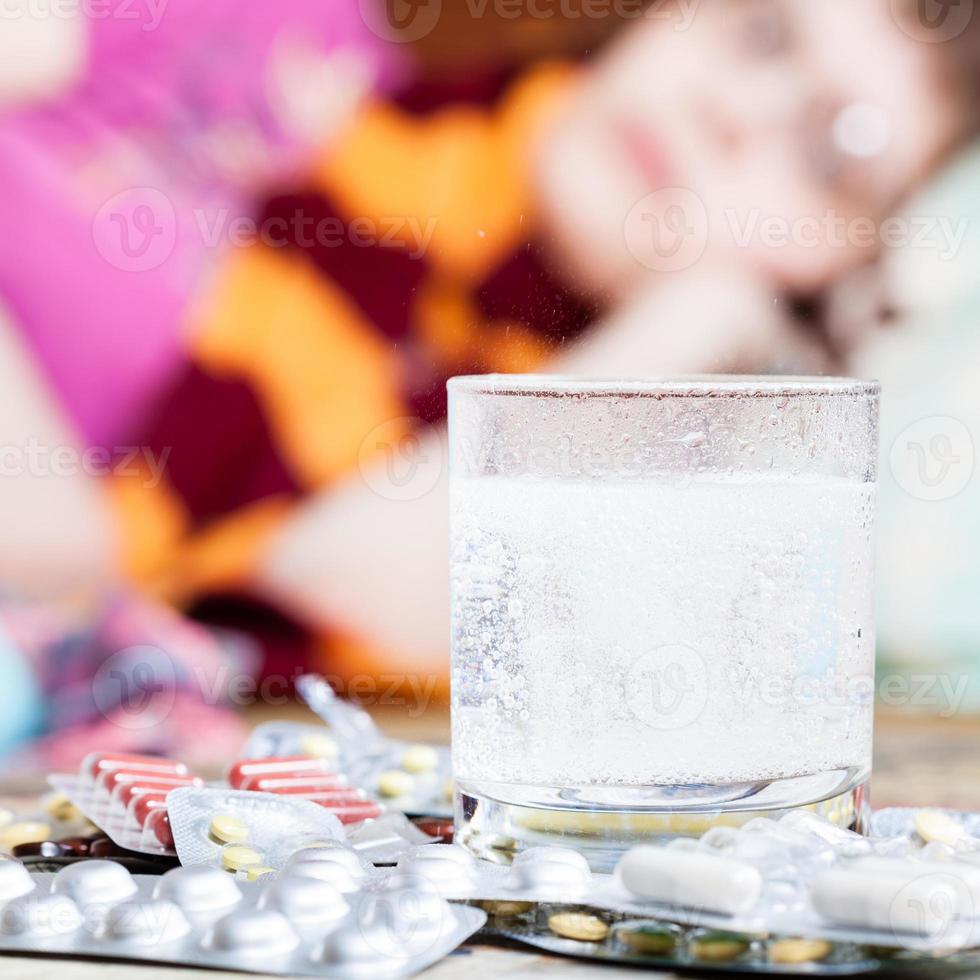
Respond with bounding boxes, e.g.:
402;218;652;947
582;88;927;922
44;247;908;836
400;744;438;773
769;937;833;964
548;912;610;942
377;770;414;798
914;810;967;846
617;845;762;916
0;822;51;851
210;813;248;845
222;845;263;872
689;931;750;962
300;732;339;761
614;923;679;955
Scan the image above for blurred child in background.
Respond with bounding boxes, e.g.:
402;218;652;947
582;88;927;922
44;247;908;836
0;0;977;758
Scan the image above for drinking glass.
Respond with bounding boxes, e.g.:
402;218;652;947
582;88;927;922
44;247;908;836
448;375;879;869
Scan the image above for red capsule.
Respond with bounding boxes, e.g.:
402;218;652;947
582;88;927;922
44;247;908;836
239;774;349;794
115;777;198;809
84;752;189;781
228;756;336;789
132;794;169;828
150;810;174;849
314;800;383;824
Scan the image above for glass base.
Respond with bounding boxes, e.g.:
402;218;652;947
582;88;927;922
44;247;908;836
455;768;869;872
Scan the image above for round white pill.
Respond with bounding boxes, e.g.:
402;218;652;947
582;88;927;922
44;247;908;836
0;860;35;901
155;865;242;912
53;860;138;904
510;857;591;894
260;873;350;923
1;893;82;937
105;899;191;945
208;908;300;955
618;846;762;916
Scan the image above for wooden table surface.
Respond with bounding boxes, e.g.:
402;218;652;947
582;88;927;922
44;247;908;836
1;704;978;979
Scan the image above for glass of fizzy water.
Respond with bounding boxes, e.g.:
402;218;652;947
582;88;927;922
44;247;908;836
448;376;879;870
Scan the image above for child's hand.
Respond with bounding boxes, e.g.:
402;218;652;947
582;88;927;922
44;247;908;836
557;265;830;377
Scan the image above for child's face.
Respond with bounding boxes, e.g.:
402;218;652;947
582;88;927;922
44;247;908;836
538;0;963;295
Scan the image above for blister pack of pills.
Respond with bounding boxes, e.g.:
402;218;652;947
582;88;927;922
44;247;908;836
49;752;205;856
166;788;346;875
481;903;945;976
296;674;453;817
0;860;486;977
872;807;980;850
388;815;980;954
51;751;432;864
164;785;431;871
228;752;384;825
583;813;980;953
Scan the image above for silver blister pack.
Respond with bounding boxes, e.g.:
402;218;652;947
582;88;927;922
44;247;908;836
296;675;453;818
389;815;980;954
167;787;346;872
0;861;485;977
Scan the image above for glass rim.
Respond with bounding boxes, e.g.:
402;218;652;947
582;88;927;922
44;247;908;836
448;374;879;399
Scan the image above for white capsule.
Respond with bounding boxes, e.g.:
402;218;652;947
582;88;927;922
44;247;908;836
208;908;300;956
618;846;762;916
105;899;191;945
812;864;969;937
260;873;350;924
155;866;242;912
0;860;35;901
53;860;138;904
850;856;980;912
1;893;82;937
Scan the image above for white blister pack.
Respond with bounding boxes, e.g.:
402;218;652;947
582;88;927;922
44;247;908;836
296;675;452;818
0;861;485;977
584;813;980;952
167;787;431;873
167;788;346;874
389;815;980;954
